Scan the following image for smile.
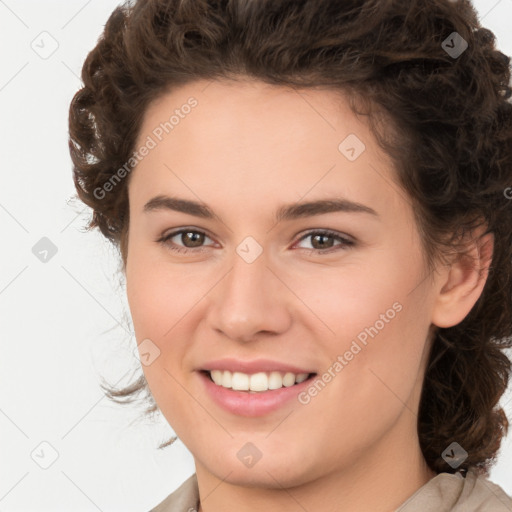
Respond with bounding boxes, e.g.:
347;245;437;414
205;369;312;392
198;367;318;417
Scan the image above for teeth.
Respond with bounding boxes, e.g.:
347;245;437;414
268;371;283;390
232;372;249;391
295;373;309;384
249;372;268;392
207;370;310;392
210;370;223;386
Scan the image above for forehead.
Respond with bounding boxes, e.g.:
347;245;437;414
138;78;370;155
129;78;405;221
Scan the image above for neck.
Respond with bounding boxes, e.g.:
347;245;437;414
195;425;436;512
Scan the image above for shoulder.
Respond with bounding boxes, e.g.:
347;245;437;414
149;473;200;512
454;469;512;511
396;469;512;512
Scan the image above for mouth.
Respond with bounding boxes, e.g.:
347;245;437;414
200;369;317;393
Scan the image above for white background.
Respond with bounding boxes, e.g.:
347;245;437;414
1;1;511;510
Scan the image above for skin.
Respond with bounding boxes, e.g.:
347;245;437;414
124;78;493;512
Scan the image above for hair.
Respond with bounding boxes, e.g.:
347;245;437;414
68;0;512;476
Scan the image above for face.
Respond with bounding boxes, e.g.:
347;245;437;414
125;78;440;488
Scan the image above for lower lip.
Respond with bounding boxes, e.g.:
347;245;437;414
198;371;316;417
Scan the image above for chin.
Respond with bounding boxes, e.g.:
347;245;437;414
201;451;319;489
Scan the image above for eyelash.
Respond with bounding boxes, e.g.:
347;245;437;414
156;228;355;255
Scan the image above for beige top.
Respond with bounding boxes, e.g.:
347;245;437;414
150;469;512;511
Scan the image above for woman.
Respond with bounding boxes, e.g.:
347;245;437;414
68;0;512;510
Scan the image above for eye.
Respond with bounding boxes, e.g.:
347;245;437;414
157;228;215;254
294;229;354;254
156;228;355;255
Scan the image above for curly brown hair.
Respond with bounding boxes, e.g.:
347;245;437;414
68;0;512;476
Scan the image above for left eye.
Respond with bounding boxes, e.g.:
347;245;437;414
294;230;354;253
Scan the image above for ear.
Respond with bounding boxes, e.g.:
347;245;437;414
431;226;494;328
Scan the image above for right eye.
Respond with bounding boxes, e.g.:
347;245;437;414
157;228;216;254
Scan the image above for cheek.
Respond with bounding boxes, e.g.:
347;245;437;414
125;257;202;422
297;305;430;464
284;252;424;349
296;256;431;423
333;301;430;439
126;253;206;339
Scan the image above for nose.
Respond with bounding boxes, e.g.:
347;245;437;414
206;248;292;343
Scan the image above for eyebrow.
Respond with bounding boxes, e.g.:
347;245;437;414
143;195;378;223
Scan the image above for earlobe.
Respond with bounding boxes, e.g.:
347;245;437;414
431;229;494;329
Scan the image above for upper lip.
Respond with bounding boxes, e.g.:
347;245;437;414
199;358;315;375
